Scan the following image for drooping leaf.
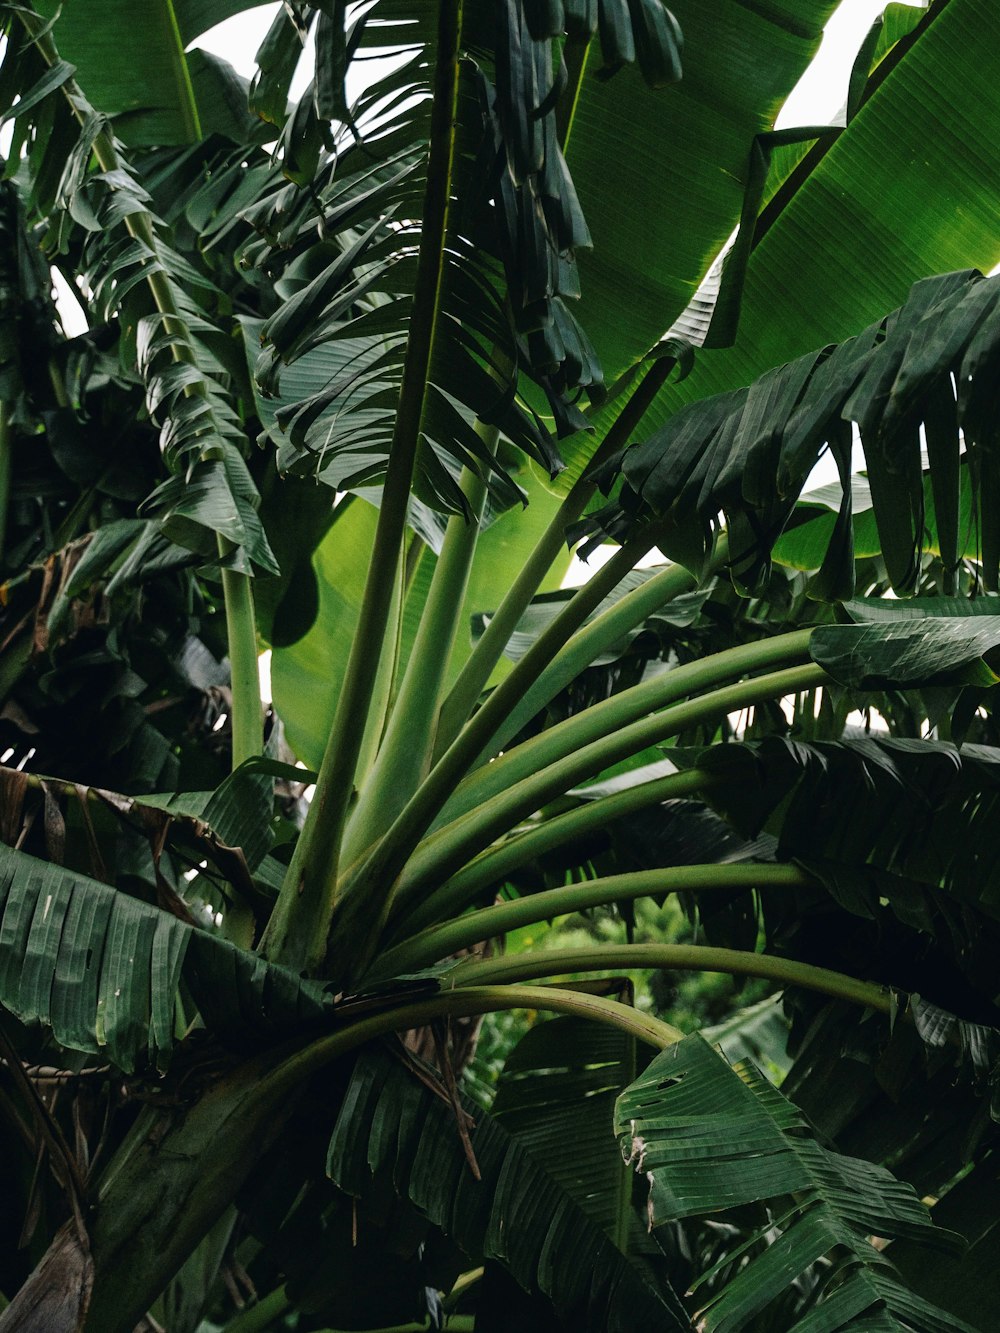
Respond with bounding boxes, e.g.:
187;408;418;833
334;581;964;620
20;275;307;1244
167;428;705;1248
584;271;1000;593
0;841;328;1073
686;733;1000;1014
615;1034;969;1332
491;1016;637;1245
328;1045;690;1331
809;617;1000;690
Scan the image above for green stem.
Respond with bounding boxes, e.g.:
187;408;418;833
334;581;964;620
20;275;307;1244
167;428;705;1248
219;540;263;769
442;625;812;830
345;428;498;865
444;535;655;770
395;767;713;937
388;656;823;913
262;0;465;973
446;945;892;1015
477;535;729;765
355;542;406;788
436;356;678;753
373;862;811;979
329;534;657;972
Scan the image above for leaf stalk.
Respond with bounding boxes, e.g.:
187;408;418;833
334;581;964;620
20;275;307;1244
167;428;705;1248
263;0;466;971
387;659;826;916
374;862;812;978
445;944;892;1014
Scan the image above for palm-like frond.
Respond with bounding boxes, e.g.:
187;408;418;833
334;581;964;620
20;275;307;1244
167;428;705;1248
0;7;278;575
245;1;682;520
681;730;1000;1023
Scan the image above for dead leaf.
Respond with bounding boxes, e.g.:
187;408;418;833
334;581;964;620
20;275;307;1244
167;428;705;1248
0;1219;93;1332
0;768;28;845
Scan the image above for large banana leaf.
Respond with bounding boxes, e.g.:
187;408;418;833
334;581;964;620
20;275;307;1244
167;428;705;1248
567;0;842;383
683;732;1000;1017
615;1033;970;1332
491;1015;637;1247
28;0;270;144
810;618;1000;689
639;0;1000;440
891;1155;1000;1327
328;1045;690;1331
489;1014;691;1312
0;840;327;1073
778;995;1000;1331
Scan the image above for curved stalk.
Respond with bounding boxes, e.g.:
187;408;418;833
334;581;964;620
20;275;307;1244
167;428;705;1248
445;945;892;1014
437;625;813;832
263;0;465;972
295;984;685;1072
392;767;712;939
80;977;679;1333
440;534;655;785
373;862;812;980
480;537;729;764
436;355;680;752
387;662;827;917
393;767;714;937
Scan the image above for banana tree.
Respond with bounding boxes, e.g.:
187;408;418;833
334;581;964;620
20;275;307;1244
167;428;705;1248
0;0;1000;1329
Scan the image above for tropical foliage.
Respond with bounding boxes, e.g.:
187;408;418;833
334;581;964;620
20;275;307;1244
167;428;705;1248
0;0;998;1329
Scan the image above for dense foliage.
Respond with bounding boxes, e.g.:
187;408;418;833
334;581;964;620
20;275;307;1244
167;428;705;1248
0;1;998;1329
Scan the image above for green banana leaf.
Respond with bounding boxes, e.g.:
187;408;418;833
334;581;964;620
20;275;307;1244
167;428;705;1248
585;270;1000;594
30;0;270;144
568;0;842;383
491;1015;637;1247
615;1033;970;1332
810;618;1000;689
0;839;327;1073
640;0;1000;440
686;733;1000;977
328;1045;690;1331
